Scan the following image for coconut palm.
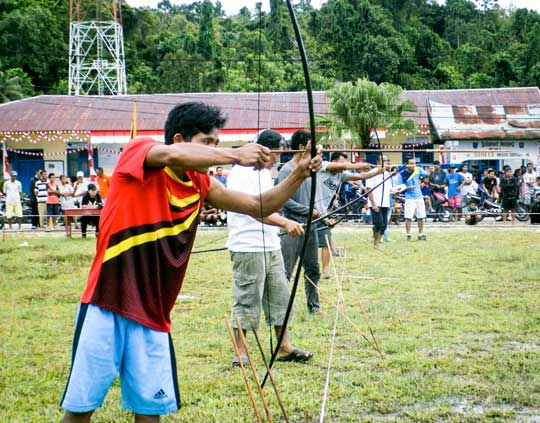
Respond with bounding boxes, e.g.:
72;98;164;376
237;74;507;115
0;71;23;104
318;78;417;148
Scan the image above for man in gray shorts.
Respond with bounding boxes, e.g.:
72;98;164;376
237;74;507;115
315;152;382;277
226;129;315;366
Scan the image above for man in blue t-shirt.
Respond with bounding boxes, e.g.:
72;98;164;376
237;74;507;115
444;165;465;222
397;158;428;240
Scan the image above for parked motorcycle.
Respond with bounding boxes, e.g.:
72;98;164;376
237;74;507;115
429;191;454;222
466;192;529;222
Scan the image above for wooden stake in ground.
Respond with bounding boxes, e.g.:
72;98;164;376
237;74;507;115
246;314;290;423
224;316;263;423
233;312;273;423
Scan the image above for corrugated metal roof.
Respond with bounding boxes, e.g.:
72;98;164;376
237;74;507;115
0;87;539;133
0;92;329;132
429;99;540;140
402;87;540;125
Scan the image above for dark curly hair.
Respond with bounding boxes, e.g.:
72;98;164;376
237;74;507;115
164;102;227;145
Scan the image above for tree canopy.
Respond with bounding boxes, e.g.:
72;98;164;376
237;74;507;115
0;0;539;102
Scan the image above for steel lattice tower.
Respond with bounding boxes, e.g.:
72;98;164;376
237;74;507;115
68;0;127;96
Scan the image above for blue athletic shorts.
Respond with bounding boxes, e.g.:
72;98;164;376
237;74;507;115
60;303;181;415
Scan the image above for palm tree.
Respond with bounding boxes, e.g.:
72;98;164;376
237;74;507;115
318;78;417;149
0;71;23;104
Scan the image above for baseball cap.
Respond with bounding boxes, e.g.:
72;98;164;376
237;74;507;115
256;129;283;149
76;171;84;177
10;170;17;176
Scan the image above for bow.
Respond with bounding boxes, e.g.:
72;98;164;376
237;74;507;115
261;0;318;388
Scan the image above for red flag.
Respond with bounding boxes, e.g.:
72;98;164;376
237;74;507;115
2;141;10;180
439;145;446;164
88;145;96;182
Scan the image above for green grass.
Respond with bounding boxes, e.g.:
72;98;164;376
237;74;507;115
1;226;539;422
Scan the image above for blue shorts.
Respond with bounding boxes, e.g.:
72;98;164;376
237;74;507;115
60;304;181;415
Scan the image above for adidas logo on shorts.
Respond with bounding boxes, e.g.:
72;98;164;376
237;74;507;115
153;388;168;399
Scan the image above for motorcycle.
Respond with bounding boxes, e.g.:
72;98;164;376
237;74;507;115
466;192;529;222
429;191;453;223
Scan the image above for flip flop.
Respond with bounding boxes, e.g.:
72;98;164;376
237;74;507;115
276;348;314;363
231;356;249;368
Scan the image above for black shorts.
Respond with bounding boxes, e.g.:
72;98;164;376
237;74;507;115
47;203;61;217
501;198;518;211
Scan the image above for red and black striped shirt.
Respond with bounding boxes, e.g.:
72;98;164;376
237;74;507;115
81;138;210;332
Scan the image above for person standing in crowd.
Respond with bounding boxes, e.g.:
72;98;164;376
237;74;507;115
214;166;227;185
482;168;498;201
80;183;103;238
73;171;88;206
3;170;23;230
60;102;322;423
530;192;540;224
35;172;48;228
95;167;111;201
46;173;61;231
429;160;447;193
458;163;474;208
59;175;76;238
500;166;519;224
397;158;429;241
534;176;540;200
514;168;525;202
226;129;314;366
420;176;433;212
522;163;537;205
276;130;326;317
444;165;465;222
315;151;380;278
366;155;392;249
29;169;43;229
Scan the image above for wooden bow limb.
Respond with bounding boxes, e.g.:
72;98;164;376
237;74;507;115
224;316;263;423
246;314;290;423
232;312;273;423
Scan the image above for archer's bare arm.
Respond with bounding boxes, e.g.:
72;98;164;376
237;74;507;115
145;142;271;170
206;149;322;219
348;167;383;181
324;162;373;173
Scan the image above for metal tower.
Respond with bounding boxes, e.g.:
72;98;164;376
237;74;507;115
68;0;127;96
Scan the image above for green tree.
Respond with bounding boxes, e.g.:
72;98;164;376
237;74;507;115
0;69;24;103
318;78;417;149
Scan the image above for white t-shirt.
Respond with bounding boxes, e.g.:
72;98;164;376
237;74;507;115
523;171;537;189
366;172;391;208
225;165;280;252
3;179;22;205
459;171;474;195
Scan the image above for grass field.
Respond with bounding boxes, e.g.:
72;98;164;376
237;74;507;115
0;226;539;423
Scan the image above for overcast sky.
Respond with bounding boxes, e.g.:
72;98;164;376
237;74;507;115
125;0;540;14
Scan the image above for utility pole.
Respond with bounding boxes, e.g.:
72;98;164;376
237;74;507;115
68;0;127;96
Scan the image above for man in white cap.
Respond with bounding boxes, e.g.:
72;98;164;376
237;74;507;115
73;171;88;207
3;170;23;230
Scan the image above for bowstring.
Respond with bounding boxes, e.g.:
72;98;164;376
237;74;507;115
255;5;274;355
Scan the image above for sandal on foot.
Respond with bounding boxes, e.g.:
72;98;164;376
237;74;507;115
231;356;249;368
276;348;314;363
